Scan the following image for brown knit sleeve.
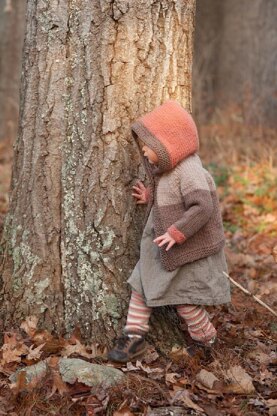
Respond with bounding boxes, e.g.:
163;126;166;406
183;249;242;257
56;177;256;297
166;160;214;243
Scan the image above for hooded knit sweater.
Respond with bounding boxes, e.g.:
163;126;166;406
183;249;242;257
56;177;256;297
131;100;225;272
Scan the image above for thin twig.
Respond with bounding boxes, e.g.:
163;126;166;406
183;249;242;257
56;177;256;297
223;272;277;317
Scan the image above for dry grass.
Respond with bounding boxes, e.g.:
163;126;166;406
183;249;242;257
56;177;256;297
197;106;277;166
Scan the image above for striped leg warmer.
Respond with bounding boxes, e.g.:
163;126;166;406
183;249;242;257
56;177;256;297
124;291;152;335
176;305;217;343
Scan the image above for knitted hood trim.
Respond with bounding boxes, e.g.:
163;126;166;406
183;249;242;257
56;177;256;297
131;100;199;172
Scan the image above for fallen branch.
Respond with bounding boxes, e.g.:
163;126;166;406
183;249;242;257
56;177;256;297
223;272;277;317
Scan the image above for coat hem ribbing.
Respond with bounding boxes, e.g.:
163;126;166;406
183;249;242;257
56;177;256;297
161;239;226;271
144;294;232;308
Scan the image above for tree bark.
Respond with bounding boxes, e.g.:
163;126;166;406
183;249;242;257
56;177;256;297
215;0;277;126
193;0;277;126
0;0;27;143
0;0;195;345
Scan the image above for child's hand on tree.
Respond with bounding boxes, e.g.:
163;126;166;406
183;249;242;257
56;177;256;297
154;233;176;251
132;181;149;204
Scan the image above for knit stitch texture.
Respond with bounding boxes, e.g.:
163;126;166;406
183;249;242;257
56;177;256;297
131;100;225;271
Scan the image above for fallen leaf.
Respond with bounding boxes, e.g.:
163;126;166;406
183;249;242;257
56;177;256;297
171;388;204;413
259;368;275;384
124;362;139;372
10;370;27;394
245;328;264;338
10;366;47;392
66;381;92;398
267;399;277;416
178;376;190;386
248;398;266;407
84;394;106;416
135;360;164;374
20;316;38;338
247;348;271;365
165;372;179;385
26;343;45;361
1;332;29;365
196;369;220;390
169;345;189;362
258;281;277;297
143;347;159;364
225;365;255;394
34;333;65;354
201;404;224;416
32;330;54;346
62;339;92;359
89;343;108;358
47;356;68;396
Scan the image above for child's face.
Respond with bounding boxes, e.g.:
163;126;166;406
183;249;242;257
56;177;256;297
138;140;158;165
142;145;158;165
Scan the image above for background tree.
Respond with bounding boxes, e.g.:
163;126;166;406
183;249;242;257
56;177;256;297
0;0;195;344
0;0;27;143
193;0;277;127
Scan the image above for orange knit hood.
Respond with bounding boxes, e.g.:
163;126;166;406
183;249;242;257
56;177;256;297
131;100;199;172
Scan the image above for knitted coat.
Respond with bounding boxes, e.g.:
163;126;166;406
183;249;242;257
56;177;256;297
131;100;226;272
127;208;230;306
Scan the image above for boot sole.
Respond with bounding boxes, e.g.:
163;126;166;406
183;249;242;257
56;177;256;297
108;345;148;363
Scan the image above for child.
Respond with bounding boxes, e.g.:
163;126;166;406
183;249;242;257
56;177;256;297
108;100;231;363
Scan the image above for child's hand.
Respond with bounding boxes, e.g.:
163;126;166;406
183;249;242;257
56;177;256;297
153;232;176;251
132;181;149;204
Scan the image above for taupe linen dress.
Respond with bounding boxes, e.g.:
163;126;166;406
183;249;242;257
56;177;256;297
128;209;231;308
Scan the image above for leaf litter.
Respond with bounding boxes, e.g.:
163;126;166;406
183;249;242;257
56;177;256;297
0;145;276;414
0;303;275;415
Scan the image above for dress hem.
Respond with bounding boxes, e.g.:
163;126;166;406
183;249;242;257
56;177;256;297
145;296;232;307
128;283;231;307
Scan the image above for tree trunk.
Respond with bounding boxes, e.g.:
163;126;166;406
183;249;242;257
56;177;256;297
0;0;27;143
192;0;222;123
193;0;277;126
215;0;277;126
0;0;195;345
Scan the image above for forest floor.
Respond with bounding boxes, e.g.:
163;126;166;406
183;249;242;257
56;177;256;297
0;129;276;415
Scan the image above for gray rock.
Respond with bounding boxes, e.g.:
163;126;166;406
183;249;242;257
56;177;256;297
59;358;124;387
9;360;47;384
10;358;124;388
